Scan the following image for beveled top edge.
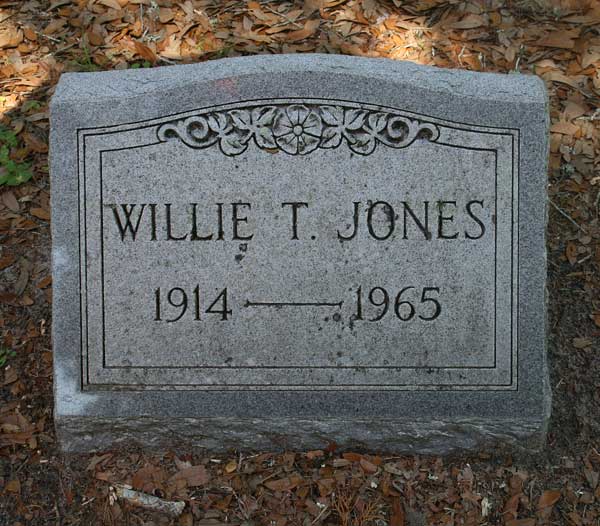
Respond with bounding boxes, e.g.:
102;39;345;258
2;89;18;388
51;54;546;108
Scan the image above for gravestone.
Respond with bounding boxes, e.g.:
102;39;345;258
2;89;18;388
51;54;550;453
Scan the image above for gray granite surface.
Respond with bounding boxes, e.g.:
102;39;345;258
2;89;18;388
50;54;550;453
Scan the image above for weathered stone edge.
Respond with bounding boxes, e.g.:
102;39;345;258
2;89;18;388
56;415;548;455
50;54;546;108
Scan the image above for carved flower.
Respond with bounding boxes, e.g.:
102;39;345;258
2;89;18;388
273;105;323;155
319;106;367;149
206;113;249;156
229;107;278;149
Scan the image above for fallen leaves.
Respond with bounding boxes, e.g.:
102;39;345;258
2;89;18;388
86;453;113;472
0;254;16;271
224;459;237;473
42;18;66;36
536;29;580;49
6;479;21;493
263;474;303;492
284;19;321;41
0;26;23;49
504;492;521;521
448;14;488;30
572;337;593;349
133;41;158;64
537;489;561;521
390;496;405;526
1;191;19;212
29;207;49;221
551;120;579;135
168;464;210;488
97;0;123;10
0;406;37;448
359;457;378;474
132;464;166;494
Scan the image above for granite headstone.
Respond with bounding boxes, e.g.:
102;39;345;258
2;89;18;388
50;54;550;453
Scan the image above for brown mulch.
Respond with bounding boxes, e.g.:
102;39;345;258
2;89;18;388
1;0;599;524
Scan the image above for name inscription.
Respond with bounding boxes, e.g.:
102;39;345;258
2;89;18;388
108;199;487;242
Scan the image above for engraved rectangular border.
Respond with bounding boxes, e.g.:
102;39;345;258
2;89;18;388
77;98;519;391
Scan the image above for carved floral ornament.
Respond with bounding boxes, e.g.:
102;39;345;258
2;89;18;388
157;103;440;156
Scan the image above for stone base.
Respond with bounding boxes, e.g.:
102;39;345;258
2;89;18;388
56;415;548;455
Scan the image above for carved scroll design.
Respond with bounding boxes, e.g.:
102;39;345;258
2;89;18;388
157;103;439;156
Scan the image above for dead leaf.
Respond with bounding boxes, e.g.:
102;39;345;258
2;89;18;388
86;453;113;471
134;41;158;63
30;207;50;221
572;337;592;349
159;8;175;23
14;258;31;296
20;295;33;306
566;242;578;265
584;468;599;489
132;464;166;494
0;255;16;271
582;48;600;68
284;19;320;41
305;450;324;459
564;100;587;120
541;71;582;89
23;132;48;153
6;479;21;493
43;19;66;36
37;276;52;289
3;366;18;385
303;0;323;15
98;0;123;9
551;121;579;135
264;475;302;492
169;465;209;487
537;29;579;49
332;458;350;468
390;496;405;526
504;493;521;519
48;0;71;8
448;14;487;29
564;8;600;25
158;35;181;60
88;29;105;47
22;25;37;41
0;27;23;49
1;191;20;212
538;489;561;510
360;457;378;474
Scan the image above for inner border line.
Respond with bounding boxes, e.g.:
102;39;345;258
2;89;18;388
77;97;518;390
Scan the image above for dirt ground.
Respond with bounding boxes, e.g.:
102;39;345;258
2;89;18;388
0;0;599;525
